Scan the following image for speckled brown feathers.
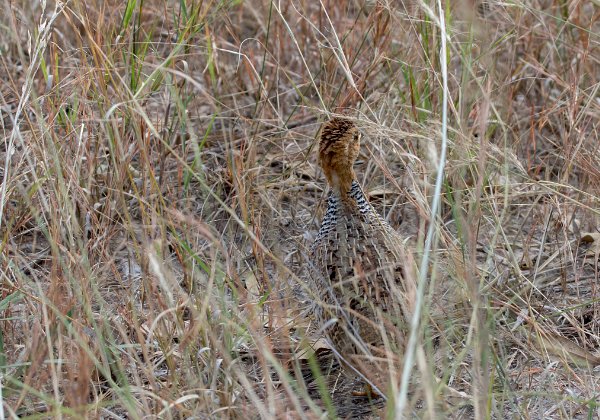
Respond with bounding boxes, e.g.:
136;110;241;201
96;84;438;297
309;117;416;395
318;117;361;198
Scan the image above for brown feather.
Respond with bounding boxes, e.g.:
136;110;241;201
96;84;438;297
319;117;361;197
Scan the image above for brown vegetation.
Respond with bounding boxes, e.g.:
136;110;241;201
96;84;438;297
0;0;599;418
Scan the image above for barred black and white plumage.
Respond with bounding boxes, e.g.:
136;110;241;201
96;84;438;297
312;181;389;249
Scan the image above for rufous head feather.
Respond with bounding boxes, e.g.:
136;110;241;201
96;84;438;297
318;117;361;195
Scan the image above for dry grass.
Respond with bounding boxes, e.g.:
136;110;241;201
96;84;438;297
1;0;599;418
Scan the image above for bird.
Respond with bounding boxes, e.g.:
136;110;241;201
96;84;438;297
308;116;416;397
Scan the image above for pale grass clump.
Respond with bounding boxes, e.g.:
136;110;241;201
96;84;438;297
0;0;599;418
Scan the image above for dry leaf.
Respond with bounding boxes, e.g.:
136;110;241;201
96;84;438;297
296;337;330;360
243;271;261;298
580;232;600;258
542;334;600;367
530;329;600;367
368;188;400;197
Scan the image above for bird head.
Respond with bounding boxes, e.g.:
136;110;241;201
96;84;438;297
318;117;361;195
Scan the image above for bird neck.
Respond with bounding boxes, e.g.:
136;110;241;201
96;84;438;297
313;180;372;247
335;180;370;213
325;165;356;198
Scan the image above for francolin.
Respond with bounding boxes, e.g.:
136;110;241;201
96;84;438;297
309;117;416;397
